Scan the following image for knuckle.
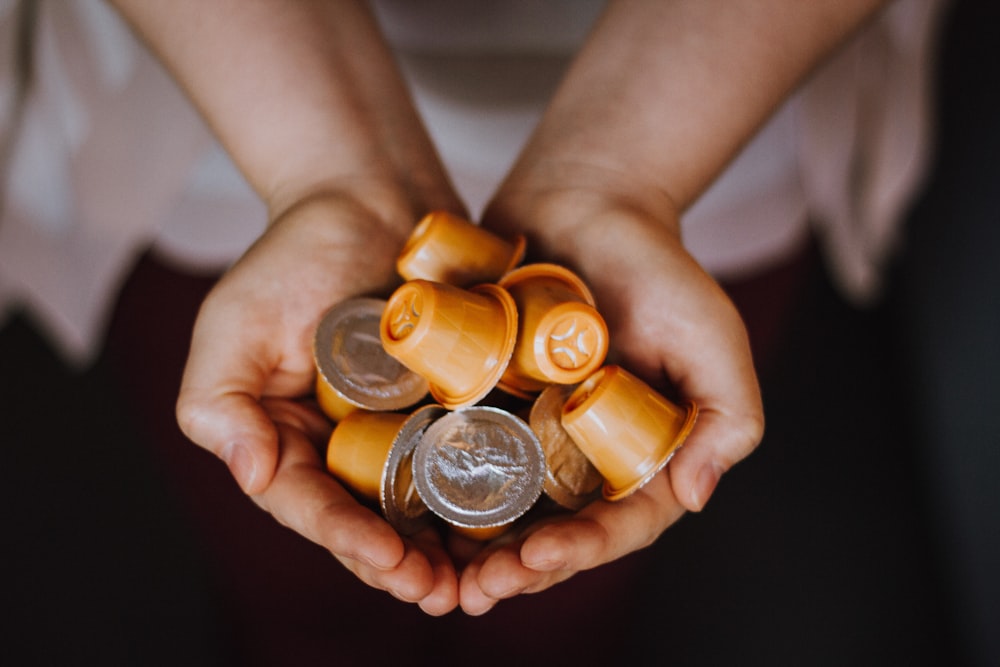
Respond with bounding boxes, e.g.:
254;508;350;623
174;392;214;447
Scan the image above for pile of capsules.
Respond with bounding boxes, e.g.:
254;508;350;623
314;211;698;540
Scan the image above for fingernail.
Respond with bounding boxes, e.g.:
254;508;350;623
387;588;416;603
523;558;566;572
223;442;257;492
691;462;724;511
466;602;497;617
363;552;399;571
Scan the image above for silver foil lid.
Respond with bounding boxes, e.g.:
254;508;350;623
380;404;447;535
412;406;545;529
314;298;429;412
529;384;603;510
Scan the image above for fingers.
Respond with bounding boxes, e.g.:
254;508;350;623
459;547;526;616
667;405;762;513
602;237;763;514
659;283;765;513
576;214;764;517
411;527;461;616
176;281;307;495
459;474;684;614
176;295;275;494
254;420;405;566
171;198;466;611
176;386;279;495
254;420;460;612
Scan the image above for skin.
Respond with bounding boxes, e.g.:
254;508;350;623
111;0;887;616
467;0;887;614
112;0;465;615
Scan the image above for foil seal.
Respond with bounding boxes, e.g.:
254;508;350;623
380;405;447;535
412;406;545;530
529;384;604;510
314;298;429;415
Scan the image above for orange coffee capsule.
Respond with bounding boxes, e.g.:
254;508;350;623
326;405;447;535
380;279;518;410
327;411;406;501
396;211;526;287
560;365;698;501
313;298;429;422
449;524;510;541
498;263;609;397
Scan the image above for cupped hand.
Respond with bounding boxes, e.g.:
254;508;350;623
460;180;764;613
175;191;460;615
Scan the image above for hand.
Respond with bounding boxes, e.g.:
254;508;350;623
175;191;461;615
459;178;764;614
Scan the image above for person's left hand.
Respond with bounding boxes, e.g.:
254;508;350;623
456;180;764;614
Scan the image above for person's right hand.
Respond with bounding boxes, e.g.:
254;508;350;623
175;190;462;615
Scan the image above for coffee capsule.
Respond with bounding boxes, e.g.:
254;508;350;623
529;383;604;510
314;298;429;422
326;406;447;535
498;263;609;397
380;280;517;410
396;210;526;287
561;366;698;501
412;406;545;538
381;405;448;534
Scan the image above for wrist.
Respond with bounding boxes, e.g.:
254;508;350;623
484;159;682;258
267;175;465;245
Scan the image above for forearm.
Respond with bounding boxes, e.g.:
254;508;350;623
111;0;459;229
500;0;888;225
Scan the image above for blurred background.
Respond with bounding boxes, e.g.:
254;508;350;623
1;1;996;665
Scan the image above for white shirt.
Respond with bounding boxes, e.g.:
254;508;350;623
0;0;946;364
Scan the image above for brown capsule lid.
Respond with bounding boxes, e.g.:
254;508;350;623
412;406;545;529
380;404;448;535
314;298;429;417
529;384;604;510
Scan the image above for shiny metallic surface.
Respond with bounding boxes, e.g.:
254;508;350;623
380;405;447;535
314;298;428;412
413;406;545;529
529;384;603;510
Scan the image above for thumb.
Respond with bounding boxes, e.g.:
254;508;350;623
176;387;280;495
667;405;763;512
176;306;284;495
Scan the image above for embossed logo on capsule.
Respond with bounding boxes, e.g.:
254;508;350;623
387;288;422;341
547;315;599;370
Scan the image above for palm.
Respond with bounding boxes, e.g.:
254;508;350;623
456;194;763;614
177;195;460;614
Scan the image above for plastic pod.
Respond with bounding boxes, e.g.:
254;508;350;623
412;406;545;539
396;211;526;287
450;524;509;541
326;406;447;535
326;411;406;501
560;366;698;501
497;263;609;397
380;280;518;410
529;384;604;510
314;298;429;422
